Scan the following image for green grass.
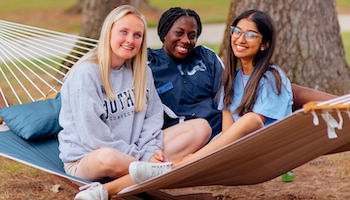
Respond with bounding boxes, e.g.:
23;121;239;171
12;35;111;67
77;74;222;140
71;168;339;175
342;31;350;65
0;0;77;12
337;0;350;7
0;158;42;176
200;43;221;54
0;0;81;33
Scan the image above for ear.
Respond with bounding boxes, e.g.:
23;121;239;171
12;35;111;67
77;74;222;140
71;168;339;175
260;41;270;51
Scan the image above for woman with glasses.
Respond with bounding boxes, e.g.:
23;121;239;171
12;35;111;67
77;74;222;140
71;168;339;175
218;9;293;129
128;9;294;182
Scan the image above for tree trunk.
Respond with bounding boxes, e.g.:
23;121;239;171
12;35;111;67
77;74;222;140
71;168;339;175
66;0;85;15
80;0;142;39
220;0;350;95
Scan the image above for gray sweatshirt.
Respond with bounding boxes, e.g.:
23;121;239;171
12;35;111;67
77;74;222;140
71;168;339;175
58;62;164;163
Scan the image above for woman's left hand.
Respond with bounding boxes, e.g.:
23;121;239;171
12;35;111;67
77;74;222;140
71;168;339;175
149;149;169;163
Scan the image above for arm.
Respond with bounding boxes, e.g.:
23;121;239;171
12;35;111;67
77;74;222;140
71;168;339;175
222;110;234;133
292;84;337;110
173;112;265;168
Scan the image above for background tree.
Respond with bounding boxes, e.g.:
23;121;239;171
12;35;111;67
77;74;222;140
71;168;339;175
80;0;139;39
75;0;153;39
220;0;350;95
62;0;150;70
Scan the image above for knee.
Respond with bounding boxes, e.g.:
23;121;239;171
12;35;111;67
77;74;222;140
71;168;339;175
190;118;211;143
95;147;125;175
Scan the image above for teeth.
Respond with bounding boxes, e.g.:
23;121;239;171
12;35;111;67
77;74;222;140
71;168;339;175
177;46;187;53
236;45;246;50
122;46;133;50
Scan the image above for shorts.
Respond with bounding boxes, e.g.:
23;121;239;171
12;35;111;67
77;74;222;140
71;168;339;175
64;159;81;176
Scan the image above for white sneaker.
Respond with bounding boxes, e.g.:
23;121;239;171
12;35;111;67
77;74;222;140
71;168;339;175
74;182;108;200
129;161;173;184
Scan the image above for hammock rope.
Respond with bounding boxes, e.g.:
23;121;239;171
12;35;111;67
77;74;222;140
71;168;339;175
303;94;350;139
0;20;98;106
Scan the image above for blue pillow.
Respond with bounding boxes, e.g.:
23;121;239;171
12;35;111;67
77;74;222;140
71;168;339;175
0;93;62;140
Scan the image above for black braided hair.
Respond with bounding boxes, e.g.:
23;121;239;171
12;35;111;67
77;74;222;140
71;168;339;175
157;7;202;43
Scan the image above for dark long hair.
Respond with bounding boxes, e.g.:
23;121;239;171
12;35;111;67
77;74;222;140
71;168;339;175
221;10;282;116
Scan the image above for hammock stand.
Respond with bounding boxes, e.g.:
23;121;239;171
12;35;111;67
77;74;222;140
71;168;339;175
1;20;350;200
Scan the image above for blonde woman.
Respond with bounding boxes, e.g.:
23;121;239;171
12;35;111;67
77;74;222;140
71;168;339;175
58;5;175;199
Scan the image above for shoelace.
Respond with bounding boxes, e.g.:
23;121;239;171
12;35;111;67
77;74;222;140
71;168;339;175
151;163;172;176
79;182;105;199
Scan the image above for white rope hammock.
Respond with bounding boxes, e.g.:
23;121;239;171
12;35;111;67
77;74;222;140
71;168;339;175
0;20;98;106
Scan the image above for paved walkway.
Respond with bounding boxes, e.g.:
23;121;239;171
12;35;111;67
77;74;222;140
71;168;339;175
147;14;350;48
339;14;350;31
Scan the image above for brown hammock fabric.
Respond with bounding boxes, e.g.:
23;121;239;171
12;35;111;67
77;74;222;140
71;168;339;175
117;97;350;197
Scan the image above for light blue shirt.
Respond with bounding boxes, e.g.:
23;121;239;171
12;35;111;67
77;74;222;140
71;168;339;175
218;65;293;126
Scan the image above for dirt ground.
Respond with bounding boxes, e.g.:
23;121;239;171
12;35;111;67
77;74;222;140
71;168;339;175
1;152;350;200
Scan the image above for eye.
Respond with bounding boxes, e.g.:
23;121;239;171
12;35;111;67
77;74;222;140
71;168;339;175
120;30;127;35
245;31;257;39
175;31;183;36
233;28;242;34
134;33;142;38
189;34;196;40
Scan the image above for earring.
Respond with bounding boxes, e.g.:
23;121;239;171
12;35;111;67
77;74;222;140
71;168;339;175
261;47;265;51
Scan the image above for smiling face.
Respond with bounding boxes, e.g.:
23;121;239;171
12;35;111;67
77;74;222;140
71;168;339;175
110;14;145;69
231;18;264;66
162;16;198;65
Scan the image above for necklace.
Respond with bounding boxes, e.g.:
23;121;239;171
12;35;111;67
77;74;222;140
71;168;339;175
241;69;245;89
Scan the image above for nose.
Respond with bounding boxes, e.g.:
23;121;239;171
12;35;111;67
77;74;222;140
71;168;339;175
180;35;190;44
236;33;246;43
126;34;134;43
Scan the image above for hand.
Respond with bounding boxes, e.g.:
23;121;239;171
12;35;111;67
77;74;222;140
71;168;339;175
149;149;169;163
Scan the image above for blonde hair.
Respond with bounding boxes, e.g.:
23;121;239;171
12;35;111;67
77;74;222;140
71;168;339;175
68;5;148;112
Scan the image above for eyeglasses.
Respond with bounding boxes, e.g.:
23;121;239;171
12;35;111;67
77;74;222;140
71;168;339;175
230;26;261;42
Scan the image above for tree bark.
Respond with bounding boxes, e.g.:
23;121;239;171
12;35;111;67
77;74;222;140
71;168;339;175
220;0;350;95
66;0;85;15
80;0;143;39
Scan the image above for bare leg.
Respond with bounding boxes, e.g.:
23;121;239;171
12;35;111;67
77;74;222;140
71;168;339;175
292;84;337;110
75;147;137;181
163;118;211;161
103;175;135;198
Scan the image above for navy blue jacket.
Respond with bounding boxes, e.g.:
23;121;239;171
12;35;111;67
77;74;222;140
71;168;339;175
148;46;224;138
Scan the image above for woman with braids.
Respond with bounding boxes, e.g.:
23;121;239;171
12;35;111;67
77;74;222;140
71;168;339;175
128;9;295;183
148;7;224;141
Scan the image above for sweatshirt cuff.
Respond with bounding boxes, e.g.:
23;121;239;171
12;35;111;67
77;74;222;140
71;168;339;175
140;152;154;162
